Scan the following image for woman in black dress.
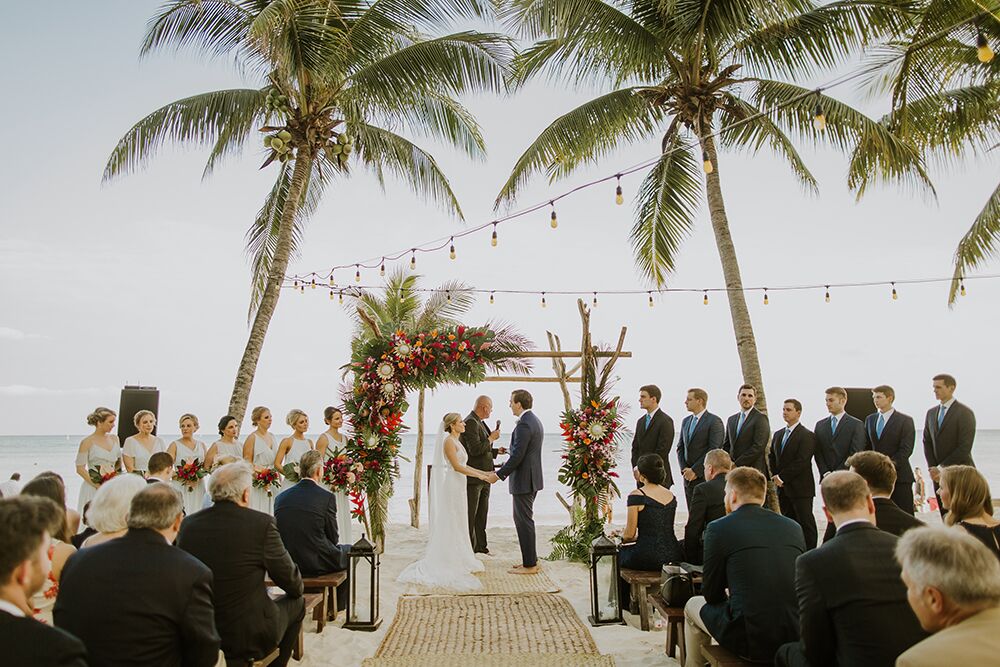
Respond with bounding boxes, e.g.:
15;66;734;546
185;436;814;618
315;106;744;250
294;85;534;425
617;453;684;608
940;465;1000;559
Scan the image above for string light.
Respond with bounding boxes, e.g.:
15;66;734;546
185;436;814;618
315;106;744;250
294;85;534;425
977;32;994;63
960;278;967;296
299;283;304;294
591;292;598;308
489;291;495;305
310;276;316;289
541;292;547;308
813;104;827;131
338;290;344;304
891;282;898;300
446;290;452;303
354;265;360;283
329;288;334;300
703;290;709;305
648;291;654;308
449;238;456;260
550;203;558;229
615;176;623;205
763;289;769;305
702;151;713;174
294;279;299;290
379;259;385;277
409;251;416;271
825;286;831;303
491;223;498;247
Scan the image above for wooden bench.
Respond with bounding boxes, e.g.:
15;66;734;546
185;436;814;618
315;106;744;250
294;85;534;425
266;571;347;622
701;645;755;666
303;592;325;633
647;592;685;664
619;568;661;630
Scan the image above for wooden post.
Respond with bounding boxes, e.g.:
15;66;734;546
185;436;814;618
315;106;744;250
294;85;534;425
408;388;425;528
546;331;573;413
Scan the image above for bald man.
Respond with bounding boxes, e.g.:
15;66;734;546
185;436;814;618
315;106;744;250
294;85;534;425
461;396;506;554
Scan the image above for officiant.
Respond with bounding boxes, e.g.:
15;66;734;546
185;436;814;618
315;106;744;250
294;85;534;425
461;396;507;555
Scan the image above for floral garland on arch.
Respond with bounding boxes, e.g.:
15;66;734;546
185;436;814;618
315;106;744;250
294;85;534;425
342;324;528;547
557;399;623;508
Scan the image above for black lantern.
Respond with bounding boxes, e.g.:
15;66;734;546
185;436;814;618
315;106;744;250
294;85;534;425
344;534;381;631
588;534;624;626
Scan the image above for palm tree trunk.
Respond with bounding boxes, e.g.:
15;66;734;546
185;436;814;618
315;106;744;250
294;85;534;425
409;388;426;528
228;151;315;423
699;134;768;413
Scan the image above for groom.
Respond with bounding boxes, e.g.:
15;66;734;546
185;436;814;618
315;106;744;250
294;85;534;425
488;389;544;575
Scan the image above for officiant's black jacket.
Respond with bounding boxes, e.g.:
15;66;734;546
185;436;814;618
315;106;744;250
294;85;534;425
1;611;87;667
461;411;499;477
54;527;221;667
274;479;350;577
630;409;674;487
177;500;303;661
725;409;770;475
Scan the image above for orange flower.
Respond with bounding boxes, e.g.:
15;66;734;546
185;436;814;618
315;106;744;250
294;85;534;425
582;472;589;479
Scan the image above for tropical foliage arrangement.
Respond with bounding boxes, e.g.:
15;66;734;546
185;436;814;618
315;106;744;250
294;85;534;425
557;400;623;515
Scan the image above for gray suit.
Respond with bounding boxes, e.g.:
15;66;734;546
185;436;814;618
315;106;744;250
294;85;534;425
496;409;544;567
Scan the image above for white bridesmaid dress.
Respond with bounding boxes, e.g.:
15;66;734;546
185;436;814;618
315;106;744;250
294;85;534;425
122;435;166;474
250;433;278;514
171;439;207;515
76;443;121;514
211;440;244;464
323;433;354;544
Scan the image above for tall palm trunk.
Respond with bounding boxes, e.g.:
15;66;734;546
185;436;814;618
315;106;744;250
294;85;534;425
228;150;315;423
699;134;768;413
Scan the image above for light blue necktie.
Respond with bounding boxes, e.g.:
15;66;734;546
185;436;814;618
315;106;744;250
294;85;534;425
737;412;746;436
937;405;946;429
645;413;652;430
830;415;839;435
688;416;698;441
876;414;885;438
780;427;792;455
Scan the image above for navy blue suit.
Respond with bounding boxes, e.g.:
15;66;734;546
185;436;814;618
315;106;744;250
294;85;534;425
496;409;544;567
865;410;916;512
677;411;725;505
814;413;866;477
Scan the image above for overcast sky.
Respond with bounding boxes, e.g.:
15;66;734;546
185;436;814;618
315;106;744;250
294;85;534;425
2;2;998;436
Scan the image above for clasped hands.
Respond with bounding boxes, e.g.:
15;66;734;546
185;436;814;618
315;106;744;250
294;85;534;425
481;471;500;484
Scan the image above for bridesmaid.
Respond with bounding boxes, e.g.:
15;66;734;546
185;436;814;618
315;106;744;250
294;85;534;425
74;407;122;514
316;406;354;543
167;414;207;514
206;415;243;469
122;410;166;475
243;406;278;514
275;409;314;482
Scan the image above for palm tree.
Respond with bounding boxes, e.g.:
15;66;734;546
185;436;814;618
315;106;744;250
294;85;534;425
103;0;512;423
847;0;999;302
496;0;925;411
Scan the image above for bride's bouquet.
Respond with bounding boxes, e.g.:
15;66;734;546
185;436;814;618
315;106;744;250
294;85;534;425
88;465;118;487
174;459;207;490
253;468;282;497
281;461;301;483
322;451;363;491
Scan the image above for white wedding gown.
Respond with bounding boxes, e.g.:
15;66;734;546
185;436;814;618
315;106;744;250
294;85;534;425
398;433;484;591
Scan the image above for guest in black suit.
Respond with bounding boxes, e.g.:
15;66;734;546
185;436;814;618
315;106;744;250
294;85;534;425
677;388;725;506
0;497;87;667
837;451;923;541
866;385;916;513
274;450;350;611
460;395;506;554
682;449;731;565
775;471;927;667
769;399;818;549
489;389;544;574
724;383;769;475
55;483;221;666
146;451;175;484
178;462;304;667
631;384;675;488
814;386;865;478
684;467;804;666
923;374;976;517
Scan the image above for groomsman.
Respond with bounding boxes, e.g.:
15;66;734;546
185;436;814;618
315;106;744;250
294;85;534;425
814;387;866;478
677;388;724;505
923;374;976;516
724;384;769;475
630;385;674;489
769;399;818;549
866;385;916;513
460;396;506;555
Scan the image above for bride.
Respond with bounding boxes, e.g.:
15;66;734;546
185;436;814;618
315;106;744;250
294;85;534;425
398;413;493;591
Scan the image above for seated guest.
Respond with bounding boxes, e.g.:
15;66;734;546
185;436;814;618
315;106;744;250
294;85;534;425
178;462;304;667
684;467;804;667
274;450;350;612
682;449;730;564
939;465;1000;559
146;451;175;484
23;473;79;539
821;451;923;542
0;497;87;667
769;399;818;549
19;476;77;625
55;484;221;666
775;472;926;666
0;472;22;498
895;525;1000;666
80;473;147;548
616;454;683;610
69;503;95;549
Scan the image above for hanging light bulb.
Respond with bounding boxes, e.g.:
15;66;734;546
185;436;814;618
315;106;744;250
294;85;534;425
491;224;498;247
615;177;624;205
813;104;827;131
550;204;558;229
891;282;898;300
702;151;714;174
338;291;344;304
379;259;385;277
824;286;831;303
648;292;654;308
592;292;598;308
449;238;456;260
354;265;361;283
489;291;495;305
541;292;547;308
763;289;769;305
329;289;334;300
446;290;452;303
960;278;967;297
299;284;304;294
703;290;709;305
410;251;416;271
977;32;994;64
310;276;316;289
329;273;336;287
294;279;299;290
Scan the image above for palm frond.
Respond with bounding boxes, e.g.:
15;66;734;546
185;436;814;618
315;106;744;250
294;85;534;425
413;281;476;330
949;181;1000;304
140;0;256;59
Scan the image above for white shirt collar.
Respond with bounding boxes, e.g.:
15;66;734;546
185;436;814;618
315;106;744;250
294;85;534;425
741;408;753;417
878;408;895;420
785;421;800;431
647;407;659;417
692;409;706;420
0;599;25;617
940;398;956;409
835;518;873;531
829;410;846;419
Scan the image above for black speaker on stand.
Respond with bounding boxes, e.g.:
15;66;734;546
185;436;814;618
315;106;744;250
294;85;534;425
844;387;875;422
118;386;160;445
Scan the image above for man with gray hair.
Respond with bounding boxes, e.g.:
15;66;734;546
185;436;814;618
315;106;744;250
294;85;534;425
461;395;505;554
56;484;221;666
895;525;1000;666
179;462;304;667
683;449;731;564
274;450;351;610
